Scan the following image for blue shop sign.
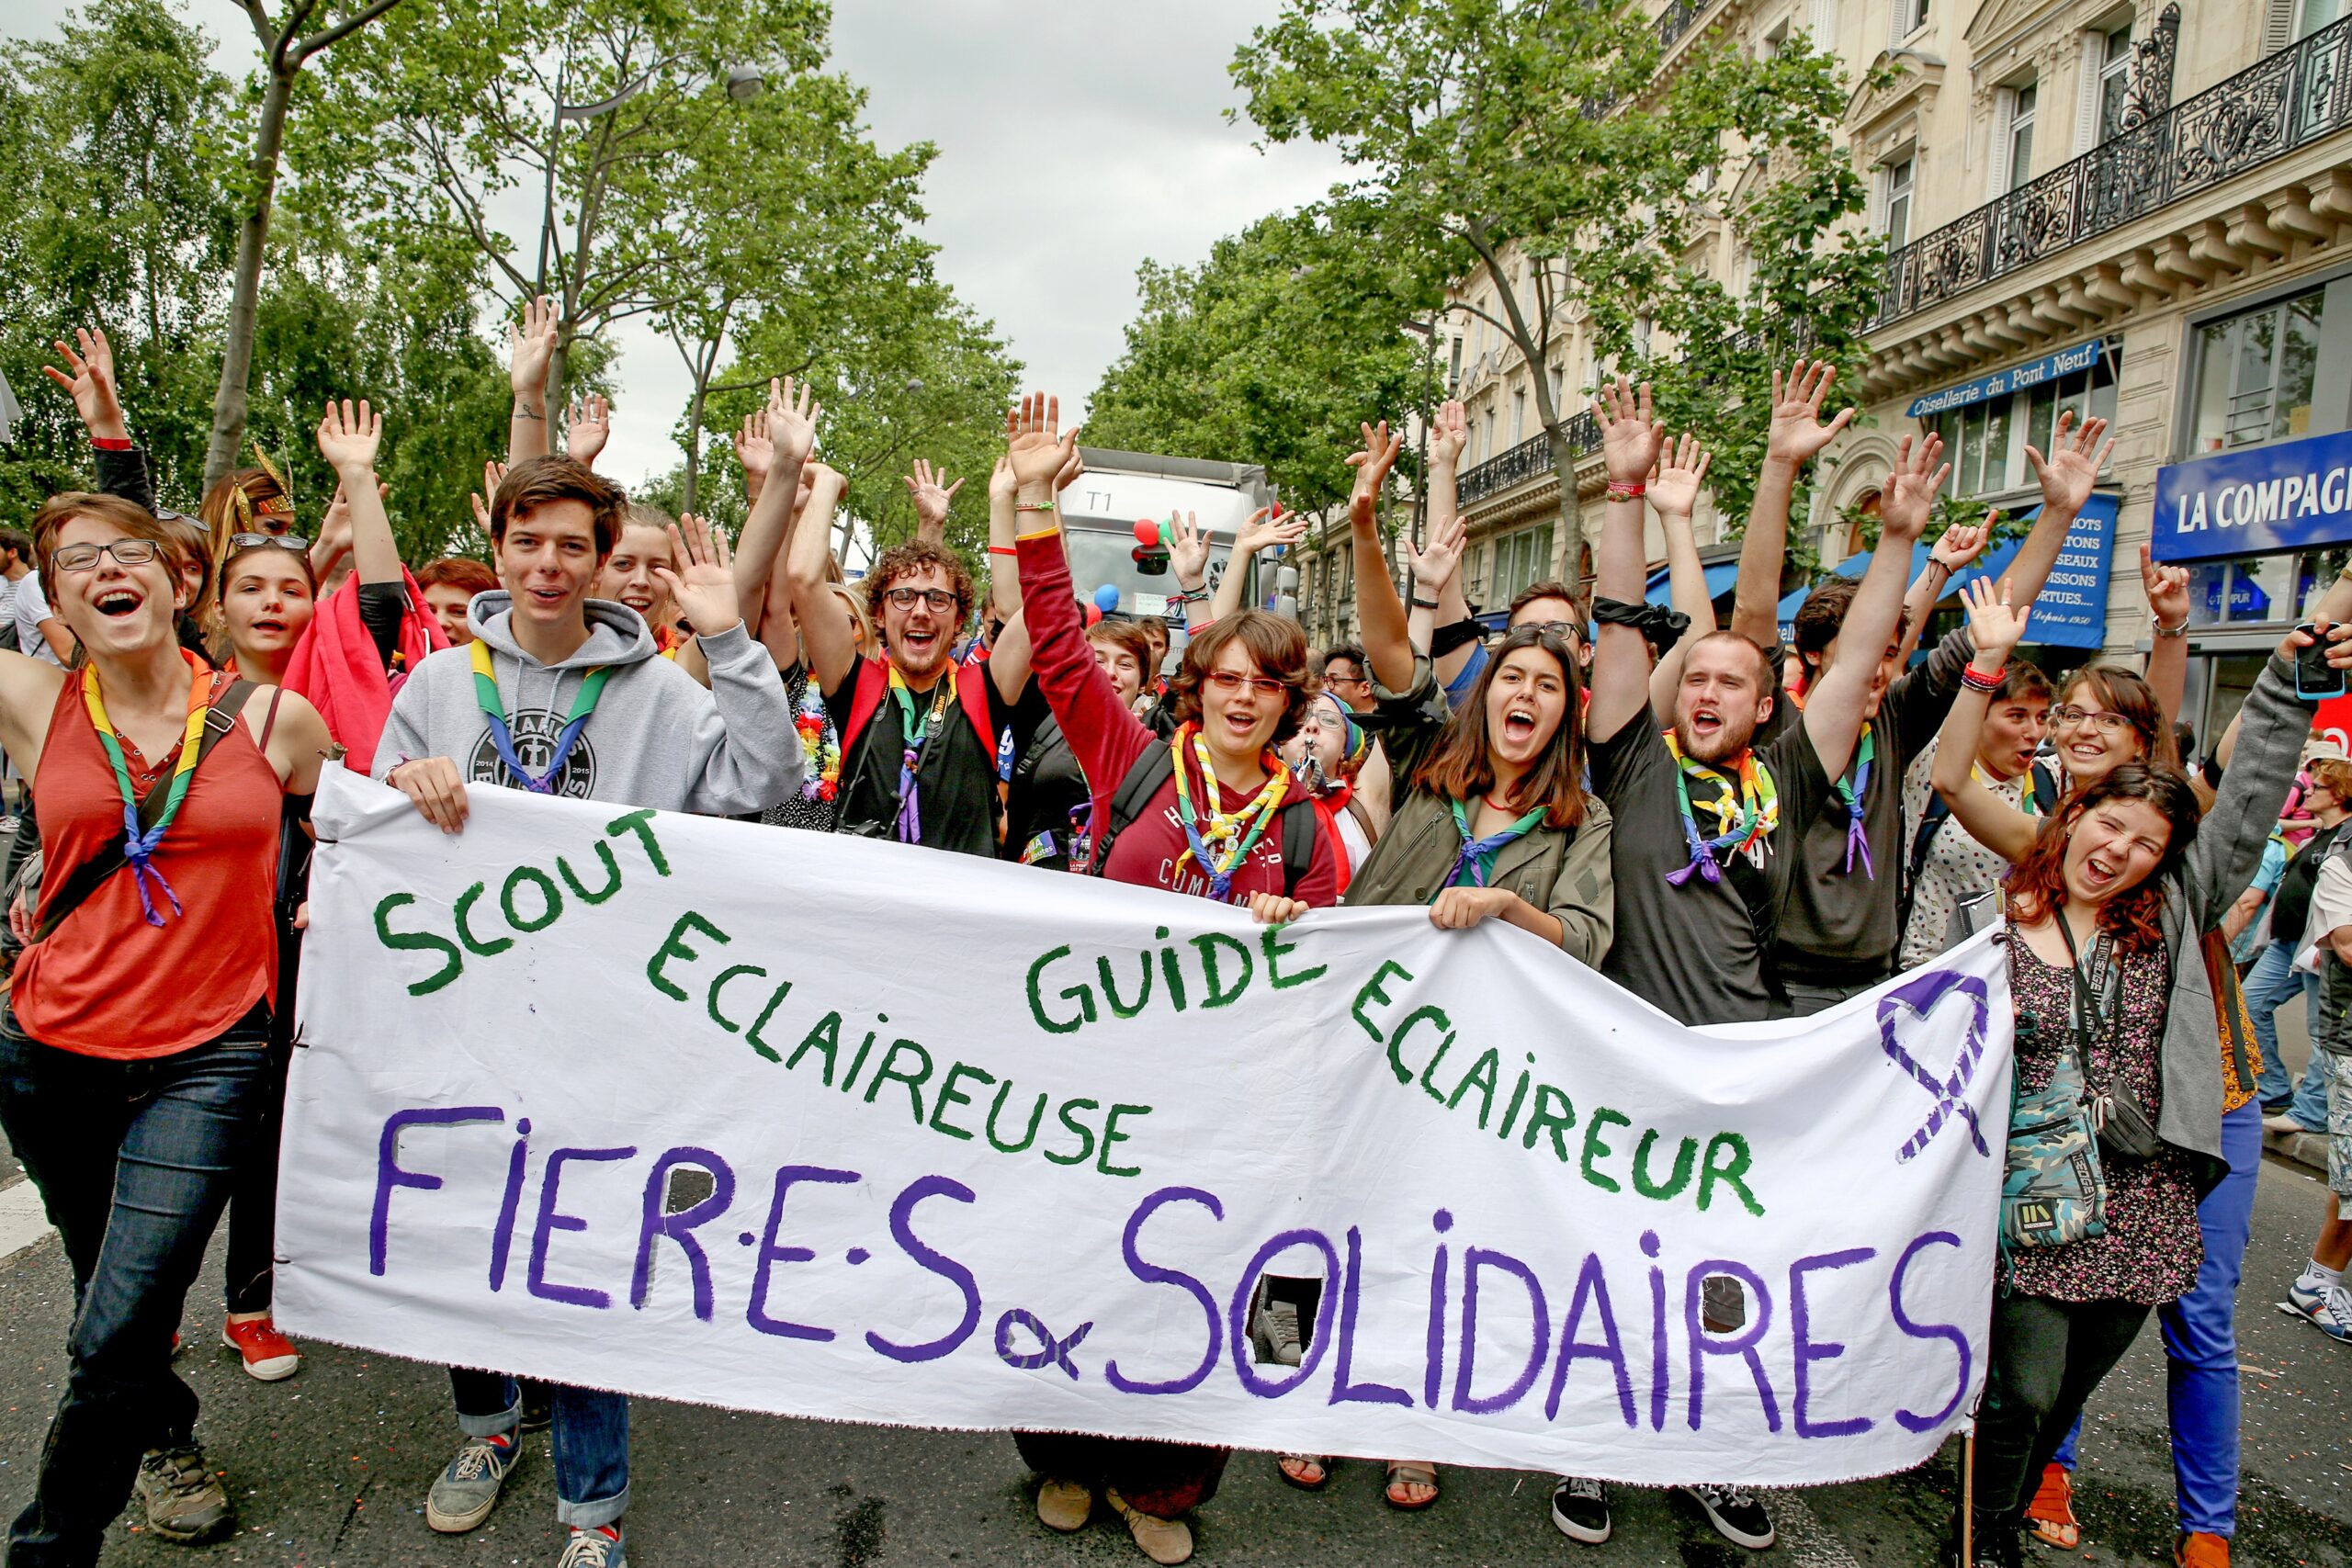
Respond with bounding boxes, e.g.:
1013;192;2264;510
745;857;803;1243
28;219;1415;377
2152;427;2352;562
1905;339;2105;419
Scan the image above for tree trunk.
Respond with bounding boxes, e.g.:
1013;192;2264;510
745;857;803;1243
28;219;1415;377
547;334;571;441
681;377;709;514
1546;425;1589;599
204;66;294;492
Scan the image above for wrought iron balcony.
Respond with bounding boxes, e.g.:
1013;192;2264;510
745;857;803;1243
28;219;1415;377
1456;412;1604;505
1657;0;1712;49
1873;14;2352;328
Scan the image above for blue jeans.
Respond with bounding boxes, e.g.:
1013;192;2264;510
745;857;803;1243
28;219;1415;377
448;1371;628;1529
0;1007;272;1568
2244;940;2317;1110
2049;1100;2262;1536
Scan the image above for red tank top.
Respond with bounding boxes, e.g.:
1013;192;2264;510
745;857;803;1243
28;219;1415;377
13;674;284;1058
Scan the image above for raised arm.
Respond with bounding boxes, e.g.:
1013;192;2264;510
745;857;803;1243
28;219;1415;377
45;329;151;513
506;296;557;465
1929;575;2042;864
566;393;611;468
1163;511;1215;632
1399;510;1468;657
1588;378;1668;741
1213;506;1307;626
2187;621;2346;929
733;378;820;611
1806;434;1938;778
315;400;400;586
785;462;856;693
1731;360;1853;647
1899;515;1991;667
907;459;964;548
1345;421;1413;694
2139;543;2191;730
986;452;1022;623
2004;412;2114;605
1419;400;1481;683
1646;432;1717;716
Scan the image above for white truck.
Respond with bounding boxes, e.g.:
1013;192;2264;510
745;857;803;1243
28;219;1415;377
1056;448;1284;647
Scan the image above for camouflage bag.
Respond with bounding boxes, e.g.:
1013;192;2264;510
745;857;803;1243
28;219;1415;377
2000;1009;2109;1250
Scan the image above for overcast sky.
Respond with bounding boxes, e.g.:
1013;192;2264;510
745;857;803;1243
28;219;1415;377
6;0;1351;488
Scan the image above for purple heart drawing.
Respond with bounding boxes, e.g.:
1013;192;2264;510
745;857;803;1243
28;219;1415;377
1875;967;1994;1164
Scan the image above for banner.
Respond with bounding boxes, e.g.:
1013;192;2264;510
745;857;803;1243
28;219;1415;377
280;768;2014;1486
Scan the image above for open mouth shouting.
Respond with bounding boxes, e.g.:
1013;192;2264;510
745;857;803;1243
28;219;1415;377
1500;705;1541;748
2077;850;2122;895
93;586;142;620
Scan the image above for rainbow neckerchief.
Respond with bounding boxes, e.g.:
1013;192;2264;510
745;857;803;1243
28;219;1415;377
1170;724;1290;901
83;651;214;926
1662;730;1779;887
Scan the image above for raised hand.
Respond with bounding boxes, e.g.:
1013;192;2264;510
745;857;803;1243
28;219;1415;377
1931;514;1994;572
567;393;611;467
735;407;774;483
768;376;821;466
988;453;1016;505
1429;400;1469;470
1346;419;1405;518
1960;575;2031;660
1765;360;1856;466
43;327;128;441
509;296;558;404
2139;541;2191;627
1878;434;1951;545
1236;506;1308;558
469;458;509;536
314;480;356;581
1400;512;1469;594
2024;410;2113;516
906;458;965;531
315;398;383;477
1165;510;1211;589
1648;431;1713;519
655;513;741;635
2284;616;2352;671
1591;377;1664;486
1007;392;1080;491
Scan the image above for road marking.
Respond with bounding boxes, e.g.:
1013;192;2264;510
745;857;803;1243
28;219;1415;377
1770;1488;1869;1568
0;1176;54;1263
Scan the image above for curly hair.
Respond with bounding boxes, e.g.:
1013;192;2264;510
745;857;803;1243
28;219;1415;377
2006;763;2201;952
1166;611;1313;750
863;539;975;629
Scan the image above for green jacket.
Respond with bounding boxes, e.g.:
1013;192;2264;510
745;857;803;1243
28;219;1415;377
1340;657;1614;966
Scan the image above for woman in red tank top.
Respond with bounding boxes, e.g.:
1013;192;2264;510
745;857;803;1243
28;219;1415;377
0;489;330;1564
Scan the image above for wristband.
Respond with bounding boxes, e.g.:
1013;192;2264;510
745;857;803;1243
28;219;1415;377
90;436;132;452
1411;594;1442;609
1605;480;1645;502
1189;616;1217;631
2154;615;2189;638
1015;500;1057;513
1961;662;2006;694
988;546;1017;557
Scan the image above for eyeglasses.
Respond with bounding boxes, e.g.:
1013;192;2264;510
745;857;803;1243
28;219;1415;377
883;586;958;612
229;532;311;553
51;539;165;573
2050;705;2135;738
1205;671;1285;697
1521;619;1582;643
1324;673;1370;689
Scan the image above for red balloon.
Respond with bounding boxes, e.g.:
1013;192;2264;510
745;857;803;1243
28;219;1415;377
1133;518;1161;547
1083;602;1104;626
1271;501;1284;520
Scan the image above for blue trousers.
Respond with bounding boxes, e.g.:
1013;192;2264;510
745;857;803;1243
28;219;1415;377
0;1009;273;1568
2245;940;2317;1110
2052;1098;2262;1536
448;1370;628;1529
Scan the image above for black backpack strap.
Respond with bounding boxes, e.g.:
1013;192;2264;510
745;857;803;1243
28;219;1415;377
1088;744;1177;878
34;679;256;944
1899;790;1952;929
1279;797;1317;898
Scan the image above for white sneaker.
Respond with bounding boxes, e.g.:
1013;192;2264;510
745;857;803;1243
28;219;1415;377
2312;1285;2352;1345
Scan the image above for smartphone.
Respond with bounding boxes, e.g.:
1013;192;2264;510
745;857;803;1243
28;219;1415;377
2295;622;2346;699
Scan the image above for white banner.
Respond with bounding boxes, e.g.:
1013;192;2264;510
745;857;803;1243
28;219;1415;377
280;767;2014;1486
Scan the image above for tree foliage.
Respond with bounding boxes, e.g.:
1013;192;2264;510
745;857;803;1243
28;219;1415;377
1084;209;1421;515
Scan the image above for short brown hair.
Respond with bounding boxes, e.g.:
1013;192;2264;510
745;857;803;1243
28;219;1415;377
1087;619;1154;668
864;539;976;628
1166;610;1313;748
419;557;500;596
1792;578;1911;680
32;491;184;609
2309;757;2352;798
1508;579;1582;627
491;455;628;556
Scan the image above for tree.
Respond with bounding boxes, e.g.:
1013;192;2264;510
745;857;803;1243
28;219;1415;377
312;0;828;425
203;0;409;490
1232;0;1882;581
1083;208;1420;515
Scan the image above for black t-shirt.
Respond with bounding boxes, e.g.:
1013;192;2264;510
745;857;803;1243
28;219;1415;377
1002;713;1091;871
1588;708;1834;1026
823;659;1029;860
357;581;406;671
1758;626;1973;987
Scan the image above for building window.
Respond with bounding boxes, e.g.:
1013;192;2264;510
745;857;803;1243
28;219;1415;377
2097;23;2134;141
1884;157;1915;248
1492;525;1556;603
1930;352;2119;499
2005;83;2038;191
2189;286;2325;452
1893;0;1928;39
1482;408;1497;463
1448;335;1464;391
2300;0;2348;39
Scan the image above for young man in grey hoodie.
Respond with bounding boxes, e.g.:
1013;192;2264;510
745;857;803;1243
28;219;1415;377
373;453;803;1568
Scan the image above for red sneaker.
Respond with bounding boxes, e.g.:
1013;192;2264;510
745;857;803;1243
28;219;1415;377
221;1317;301;1382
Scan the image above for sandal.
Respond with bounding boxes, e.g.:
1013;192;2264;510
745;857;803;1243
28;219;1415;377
2025;1462;2080;1550
1385;1460;1440;1510
1277;1454;1330;1490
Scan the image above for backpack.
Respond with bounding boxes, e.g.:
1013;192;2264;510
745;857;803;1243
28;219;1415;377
1901;758;2060;930
1086;743;1319;898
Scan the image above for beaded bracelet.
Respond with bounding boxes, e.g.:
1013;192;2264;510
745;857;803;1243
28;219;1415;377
1961;662;2006;694
1014;500;1057;513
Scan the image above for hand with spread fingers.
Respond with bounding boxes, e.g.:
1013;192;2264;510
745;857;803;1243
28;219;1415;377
1591;377;1665;486
44;326;129;443
1764;358;1856;466
656;513;741;637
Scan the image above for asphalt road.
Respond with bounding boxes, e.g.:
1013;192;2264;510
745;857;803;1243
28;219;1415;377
0;1139;2347;1568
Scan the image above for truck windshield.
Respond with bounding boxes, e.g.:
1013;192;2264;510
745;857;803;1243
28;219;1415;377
1060;525;1244;621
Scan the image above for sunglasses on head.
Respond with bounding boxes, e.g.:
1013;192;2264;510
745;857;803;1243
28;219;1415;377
229;533;311;553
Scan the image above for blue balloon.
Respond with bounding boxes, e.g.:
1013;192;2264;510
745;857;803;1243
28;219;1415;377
1092;583;1122;612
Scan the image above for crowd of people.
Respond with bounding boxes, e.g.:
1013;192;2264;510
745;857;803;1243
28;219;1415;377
0;309;2343;1568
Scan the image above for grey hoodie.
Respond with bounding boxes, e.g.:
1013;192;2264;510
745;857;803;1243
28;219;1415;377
372;592;805;816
